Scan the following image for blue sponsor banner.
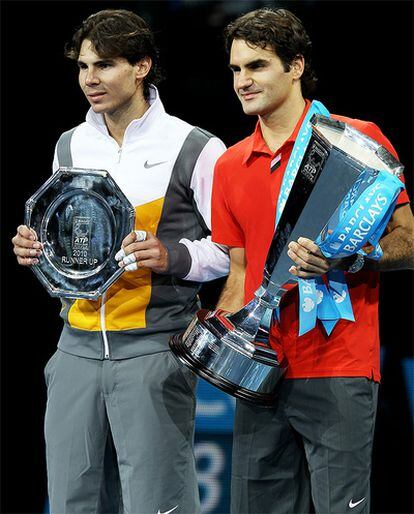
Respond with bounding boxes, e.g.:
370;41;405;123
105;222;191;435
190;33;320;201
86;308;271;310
195;434;232;514
195;379;235;433
194;380;234;512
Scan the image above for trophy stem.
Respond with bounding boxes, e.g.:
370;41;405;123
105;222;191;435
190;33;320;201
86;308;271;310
223;286;281;347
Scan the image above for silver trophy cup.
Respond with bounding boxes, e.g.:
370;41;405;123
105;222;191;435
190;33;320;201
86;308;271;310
170;115;403;406
25;167;135;300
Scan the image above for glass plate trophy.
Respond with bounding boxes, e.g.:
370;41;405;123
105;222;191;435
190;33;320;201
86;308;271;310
170;115;403;406
25;167;135;300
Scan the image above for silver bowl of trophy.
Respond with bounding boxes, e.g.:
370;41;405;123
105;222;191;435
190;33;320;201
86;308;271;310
170;305;287;406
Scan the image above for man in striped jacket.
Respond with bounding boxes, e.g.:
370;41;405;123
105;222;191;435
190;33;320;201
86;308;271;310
12;9;228;514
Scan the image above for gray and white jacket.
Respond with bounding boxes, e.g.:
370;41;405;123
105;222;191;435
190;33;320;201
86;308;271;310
55;86;228;360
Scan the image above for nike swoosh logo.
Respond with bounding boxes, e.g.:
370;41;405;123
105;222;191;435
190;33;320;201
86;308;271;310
349;497;366;508
144;160;168;169
156;506;178;514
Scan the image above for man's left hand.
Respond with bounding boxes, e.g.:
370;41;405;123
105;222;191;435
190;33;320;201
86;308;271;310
287;237;340;278
116;231;169;274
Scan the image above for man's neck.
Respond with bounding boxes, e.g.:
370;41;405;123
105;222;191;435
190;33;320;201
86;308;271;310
104;94;150;147
259;95;306;154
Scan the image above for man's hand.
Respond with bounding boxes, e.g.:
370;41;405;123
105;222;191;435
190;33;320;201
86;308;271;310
287;237;341;278
12;225;43;266
116;230;169;274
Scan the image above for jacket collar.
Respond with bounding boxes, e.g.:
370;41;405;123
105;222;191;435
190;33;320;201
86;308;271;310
85;85;166;140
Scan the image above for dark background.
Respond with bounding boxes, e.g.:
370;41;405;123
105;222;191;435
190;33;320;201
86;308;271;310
1;1;413;513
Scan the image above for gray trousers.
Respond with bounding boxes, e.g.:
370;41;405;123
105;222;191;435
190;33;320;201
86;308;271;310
44;349;200;514
231;377;378;514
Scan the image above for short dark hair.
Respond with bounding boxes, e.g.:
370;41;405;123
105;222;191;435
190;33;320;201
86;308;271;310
65;9;163;100
224;8;317;97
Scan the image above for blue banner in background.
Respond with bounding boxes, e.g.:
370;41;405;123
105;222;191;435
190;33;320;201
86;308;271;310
195;434;232;514
195;381;235;513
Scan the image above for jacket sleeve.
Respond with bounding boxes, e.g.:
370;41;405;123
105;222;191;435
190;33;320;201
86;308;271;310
166;136;230;282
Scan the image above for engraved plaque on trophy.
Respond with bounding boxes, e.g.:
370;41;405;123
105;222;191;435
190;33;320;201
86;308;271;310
25;167;135;300
170;115;403;406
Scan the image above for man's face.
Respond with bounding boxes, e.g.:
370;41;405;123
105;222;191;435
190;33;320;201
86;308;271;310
229;38;297;117
78;39;145;116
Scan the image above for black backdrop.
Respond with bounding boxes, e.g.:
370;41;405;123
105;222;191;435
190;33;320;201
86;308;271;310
1;1;413;513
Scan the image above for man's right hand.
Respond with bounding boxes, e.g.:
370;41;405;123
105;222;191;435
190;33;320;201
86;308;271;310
12;225;43;266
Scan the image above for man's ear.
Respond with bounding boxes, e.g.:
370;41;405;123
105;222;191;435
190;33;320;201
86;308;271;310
135;56;152;80
291;55;305;80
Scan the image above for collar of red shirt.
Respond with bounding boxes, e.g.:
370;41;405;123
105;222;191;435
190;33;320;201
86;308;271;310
242;99;311;166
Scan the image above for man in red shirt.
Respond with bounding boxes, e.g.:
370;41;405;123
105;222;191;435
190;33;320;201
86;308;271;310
211;8;414;514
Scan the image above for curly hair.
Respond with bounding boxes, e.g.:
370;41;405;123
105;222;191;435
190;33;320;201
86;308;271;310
224;8;317;97
65;9;163;100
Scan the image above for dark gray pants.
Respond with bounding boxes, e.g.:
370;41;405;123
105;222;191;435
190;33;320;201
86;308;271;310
231;377;378;514
44;349;200;514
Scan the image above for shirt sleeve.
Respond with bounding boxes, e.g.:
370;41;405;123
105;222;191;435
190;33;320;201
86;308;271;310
174;136;231;282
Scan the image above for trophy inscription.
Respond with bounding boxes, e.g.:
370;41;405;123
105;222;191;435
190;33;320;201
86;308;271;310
70;216;93;263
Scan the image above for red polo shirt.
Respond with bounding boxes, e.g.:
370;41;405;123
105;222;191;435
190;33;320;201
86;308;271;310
211;101;409;381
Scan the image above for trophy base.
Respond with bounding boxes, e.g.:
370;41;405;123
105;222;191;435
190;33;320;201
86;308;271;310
169;310;286;406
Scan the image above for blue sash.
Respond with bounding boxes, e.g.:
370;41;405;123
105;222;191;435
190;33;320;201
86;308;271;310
275;101;330;224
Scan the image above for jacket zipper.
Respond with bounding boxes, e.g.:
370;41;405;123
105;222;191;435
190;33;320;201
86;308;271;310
100;142;121;359
100;293;110;359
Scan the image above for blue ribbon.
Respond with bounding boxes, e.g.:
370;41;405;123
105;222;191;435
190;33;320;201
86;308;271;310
309;169;405;335
314;271;355;335
317;172;403;259
315;276;351;336
297;278;318;334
